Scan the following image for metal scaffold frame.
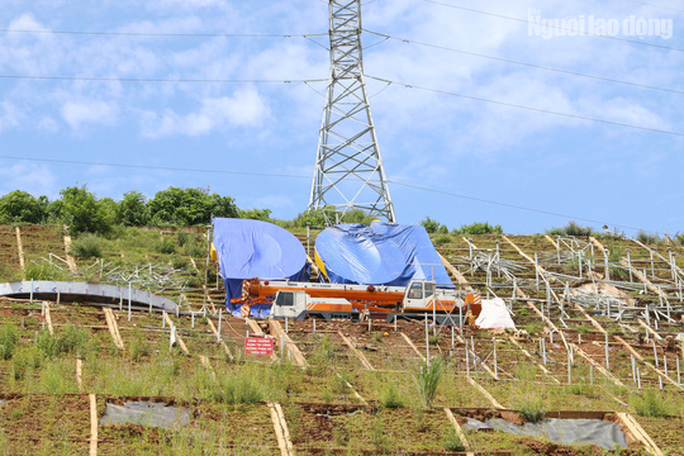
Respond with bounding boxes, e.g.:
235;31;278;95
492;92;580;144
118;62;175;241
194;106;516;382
309;0;396;223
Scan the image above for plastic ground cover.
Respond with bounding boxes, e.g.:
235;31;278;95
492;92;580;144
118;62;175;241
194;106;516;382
99;401;191;429
315;222;453;287
212;218;308;316
463;417;627;449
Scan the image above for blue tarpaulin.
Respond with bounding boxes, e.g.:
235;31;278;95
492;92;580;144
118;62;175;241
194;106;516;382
212;218;308;316
315;222;453;287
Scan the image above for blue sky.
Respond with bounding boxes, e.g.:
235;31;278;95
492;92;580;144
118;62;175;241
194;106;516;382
0;0;682;235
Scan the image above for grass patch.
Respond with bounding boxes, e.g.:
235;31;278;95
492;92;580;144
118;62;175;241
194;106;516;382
433;235;452;245
414;357;445;408
154;238;176;254
380;382;405;409
37;324;92;358
442;427;465;452
24;261;71;281
517;396;545;423
0;323;19;360
212;373;263;406
69;234;103;258
632;389;671;418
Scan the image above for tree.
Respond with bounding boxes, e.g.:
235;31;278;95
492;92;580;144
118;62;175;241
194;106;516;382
0;191;48;224
420;216;444;234
452;222;503;235
239;208;272;221
116;191;149;226
49;185;112;234
148;187;238;226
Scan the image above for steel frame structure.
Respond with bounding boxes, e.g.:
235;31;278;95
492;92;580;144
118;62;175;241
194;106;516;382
308;0;396;223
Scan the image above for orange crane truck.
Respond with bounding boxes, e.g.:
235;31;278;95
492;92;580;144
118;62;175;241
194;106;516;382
232;278;481;324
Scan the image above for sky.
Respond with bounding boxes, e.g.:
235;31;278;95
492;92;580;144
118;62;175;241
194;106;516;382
0;0;682;236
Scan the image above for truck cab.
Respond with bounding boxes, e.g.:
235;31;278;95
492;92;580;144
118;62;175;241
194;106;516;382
271;290;358;321
402;280;462;312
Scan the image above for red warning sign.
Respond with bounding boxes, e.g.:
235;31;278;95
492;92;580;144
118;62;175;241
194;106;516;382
244;336;274;356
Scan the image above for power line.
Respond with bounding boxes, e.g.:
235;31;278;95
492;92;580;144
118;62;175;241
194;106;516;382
365;74;684;138
622;0;684;13
0;28;326;38
0;154;647;232
423;0;684;53
387;180;644;232
0;75;327;84
0;155;310;179
363;29;684;96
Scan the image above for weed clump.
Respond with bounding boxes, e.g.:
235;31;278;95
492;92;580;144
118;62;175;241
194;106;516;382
380;382;404;409
452;222;503;235
546;221;592;237
414;356;445;408
433;235;452;245
24;262;70;281
443;427;466;452
154;239;176;254
129;336;150;362
0;324;19;360
212;374;263;405
517;397;545;423
637;230;660;244
70;234;103;258
632;389;671;418
37;324;91;358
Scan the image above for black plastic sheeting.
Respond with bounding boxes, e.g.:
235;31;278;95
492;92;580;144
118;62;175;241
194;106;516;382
99;401;191;429
462;417;628;450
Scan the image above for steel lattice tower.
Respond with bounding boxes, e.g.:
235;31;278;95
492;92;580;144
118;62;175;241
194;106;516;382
308;0;396;223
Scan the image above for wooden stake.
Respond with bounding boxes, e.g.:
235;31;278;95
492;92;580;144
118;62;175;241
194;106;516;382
444;408;474;455
89;394;98;456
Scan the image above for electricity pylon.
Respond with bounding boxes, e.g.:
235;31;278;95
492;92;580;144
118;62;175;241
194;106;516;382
308;0;396;223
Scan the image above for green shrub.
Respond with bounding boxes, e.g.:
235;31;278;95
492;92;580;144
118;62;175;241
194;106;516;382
171;257;189;270
312;336;336;366
433;235;452;245
637;230;660;244
70;234;103;258
632;389;671;418
176;230;189;247
184;238;206;257
11;345;43;381
37;324;90;358
452;222;503;235
213;374;263;405
517;397;545;423
155;239;176;254
129;336;149;362
380;382;404;409
420;216;443;234
443;427;466;452
24;262;70;281
414;356;445;408
0;324;19;360
546;221;592;237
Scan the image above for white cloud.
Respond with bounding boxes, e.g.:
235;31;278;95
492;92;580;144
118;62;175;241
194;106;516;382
0;163;57;198
61;100;118;130
141;88;270;137
0;102;21;131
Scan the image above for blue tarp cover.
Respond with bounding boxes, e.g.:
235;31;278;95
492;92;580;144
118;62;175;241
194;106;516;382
315;222;453;287
212;218;308;316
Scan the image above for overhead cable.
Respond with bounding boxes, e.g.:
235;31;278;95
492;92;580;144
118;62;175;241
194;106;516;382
0;154;649;232
423;0;684;53
0;75;327;84
0;28;326;38
365;74;684;138
363;29;684;96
